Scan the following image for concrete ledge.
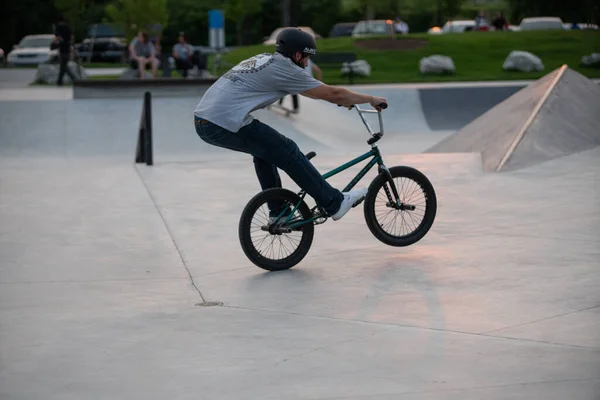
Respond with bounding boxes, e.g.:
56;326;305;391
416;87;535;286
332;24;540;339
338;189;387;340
72;78;219;99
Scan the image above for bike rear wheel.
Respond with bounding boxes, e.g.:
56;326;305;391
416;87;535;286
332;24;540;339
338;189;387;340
364;166;437;247
239;188;314;271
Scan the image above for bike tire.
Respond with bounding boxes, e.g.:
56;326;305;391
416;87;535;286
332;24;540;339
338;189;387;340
239;188;314;271
364;166;437;247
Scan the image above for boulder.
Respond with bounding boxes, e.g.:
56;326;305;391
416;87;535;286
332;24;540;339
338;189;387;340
502;50;544;72
580;53;600;68
419;55;455;74
341;60;371;77
34;61;87;84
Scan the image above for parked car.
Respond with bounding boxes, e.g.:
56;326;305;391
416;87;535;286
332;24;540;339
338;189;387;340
329;22;357;38
518;17;564;31
351;20;395;37
73;23;128;63
6;34;58;66
86;23;126;38
428;20;476;34
563;22;599;30
263;27;321;45
74;37;128;63
442;20;476;33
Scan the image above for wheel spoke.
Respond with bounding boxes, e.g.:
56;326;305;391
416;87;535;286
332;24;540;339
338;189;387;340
242;190;314;270
371;173;429;239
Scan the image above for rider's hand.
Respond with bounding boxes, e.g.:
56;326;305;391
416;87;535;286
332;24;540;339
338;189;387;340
370;96;388;111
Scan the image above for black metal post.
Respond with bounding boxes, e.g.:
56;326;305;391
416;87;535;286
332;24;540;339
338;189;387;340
144;91;153;165
135;109;145;163
135;91;153;165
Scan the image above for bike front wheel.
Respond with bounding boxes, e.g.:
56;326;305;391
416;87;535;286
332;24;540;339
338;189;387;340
239;188;315;271
364;166;437;247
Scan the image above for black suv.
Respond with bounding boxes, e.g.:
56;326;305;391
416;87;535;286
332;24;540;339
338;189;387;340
74;23;128;63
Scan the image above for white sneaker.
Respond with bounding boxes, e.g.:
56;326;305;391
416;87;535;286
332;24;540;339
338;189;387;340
331;188;368;221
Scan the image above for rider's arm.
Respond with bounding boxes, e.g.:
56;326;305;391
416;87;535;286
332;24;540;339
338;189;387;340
302;84;374;107
300;91;319;99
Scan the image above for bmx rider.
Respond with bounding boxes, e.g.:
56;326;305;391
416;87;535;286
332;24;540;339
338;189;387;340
193;27;387;221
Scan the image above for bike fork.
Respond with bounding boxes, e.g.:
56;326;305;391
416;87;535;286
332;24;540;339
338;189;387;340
379;164;401;204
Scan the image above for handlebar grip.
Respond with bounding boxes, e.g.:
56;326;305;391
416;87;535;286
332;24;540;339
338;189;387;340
337;103;387;109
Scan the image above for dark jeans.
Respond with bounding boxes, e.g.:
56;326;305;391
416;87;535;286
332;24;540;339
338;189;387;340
175;58;193;77
57;53;76;85
194;116;343;216
175;53;207;77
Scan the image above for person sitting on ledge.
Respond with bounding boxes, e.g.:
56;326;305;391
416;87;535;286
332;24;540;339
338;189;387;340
172;33;194;77
128;31;159;78
172;32;208;78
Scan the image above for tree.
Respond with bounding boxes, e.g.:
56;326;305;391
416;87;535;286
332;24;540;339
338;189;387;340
54;0;86;29
507;0;599;23
344;0;396;19
224;0;264;45
105;0;169;41
299;0;343;37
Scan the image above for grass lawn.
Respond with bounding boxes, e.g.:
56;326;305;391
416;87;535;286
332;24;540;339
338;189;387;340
220;30;600;84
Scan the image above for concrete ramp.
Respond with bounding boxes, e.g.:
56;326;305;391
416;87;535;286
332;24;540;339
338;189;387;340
425;66;600;172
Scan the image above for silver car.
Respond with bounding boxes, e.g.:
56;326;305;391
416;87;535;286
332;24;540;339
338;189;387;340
7;34;58;66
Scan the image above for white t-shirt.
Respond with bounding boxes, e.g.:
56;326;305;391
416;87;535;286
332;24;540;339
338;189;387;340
194;52;322;132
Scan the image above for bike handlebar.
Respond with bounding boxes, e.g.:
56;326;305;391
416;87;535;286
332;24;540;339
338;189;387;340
336;102;387;144
355;104;385;140
337;102;387;110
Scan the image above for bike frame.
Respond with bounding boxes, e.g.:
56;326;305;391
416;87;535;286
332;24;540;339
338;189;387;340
322;146;384;192
276;105;401;230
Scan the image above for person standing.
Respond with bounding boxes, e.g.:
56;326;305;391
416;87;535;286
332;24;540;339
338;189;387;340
394;16;409;34
491;12;508;31
54;16;76;86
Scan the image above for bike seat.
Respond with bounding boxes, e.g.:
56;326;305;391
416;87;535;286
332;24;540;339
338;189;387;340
305;151;316;160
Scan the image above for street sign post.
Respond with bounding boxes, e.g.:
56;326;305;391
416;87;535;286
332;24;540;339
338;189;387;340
208;9;225;50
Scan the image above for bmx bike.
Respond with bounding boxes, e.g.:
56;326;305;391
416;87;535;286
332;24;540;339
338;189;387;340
238;103;437;271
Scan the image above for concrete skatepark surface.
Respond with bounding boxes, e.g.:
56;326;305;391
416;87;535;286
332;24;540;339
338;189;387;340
1;77;599;399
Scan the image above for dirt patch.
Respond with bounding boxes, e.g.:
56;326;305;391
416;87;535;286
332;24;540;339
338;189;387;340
354;38;428;51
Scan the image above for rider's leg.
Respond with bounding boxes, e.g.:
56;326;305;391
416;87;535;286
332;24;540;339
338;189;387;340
253;157;286;217
194;117;365;220
195;118;291;216
253;157;281;190
244;120;345;215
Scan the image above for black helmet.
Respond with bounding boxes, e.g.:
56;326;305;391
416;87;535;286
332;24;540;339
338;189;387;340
275;28;316;58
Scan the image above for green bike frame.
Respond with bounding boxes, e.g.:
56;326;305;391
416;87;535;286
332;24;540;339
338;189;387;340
323;146;384;192
275;105;399;229
279;147;389;230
